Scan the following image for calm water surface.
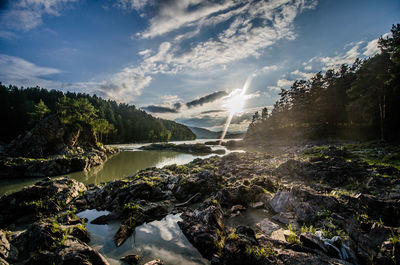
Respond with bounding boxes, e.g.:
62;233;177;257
0;139;243;196
77;209;209;265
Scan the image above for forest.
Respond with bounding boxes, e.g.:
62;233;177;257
247;24;400;142
0;85;195;144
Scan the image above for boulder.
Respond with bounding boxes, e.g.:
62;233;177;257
269;190;297;213
57;238;109;265
256;219;280;235
178;205;224;259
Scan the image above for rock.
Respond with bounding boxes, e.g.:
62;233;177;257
178;205;224;259
249;201;264;208
278;248;352;265
367;222;391;249
57;238;110;265
0;256;8;265
140;143;220;155
272;212;295;225
256;219;280;235
114;213;147;247
143;260;164;265
271;228;287;242
0;230;10;260
91;212;120;225
299;232;328;253
0;177;86;226
269;190;297;213
0;115;119;178
120;254;140;265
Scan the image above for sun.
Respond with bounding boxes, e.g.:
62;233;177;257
225;89;246;115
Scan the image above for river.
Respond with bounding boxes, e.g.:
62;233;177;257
0;139;243;196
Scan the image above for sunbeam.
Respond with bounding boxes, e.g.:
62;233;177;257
219;74;255;144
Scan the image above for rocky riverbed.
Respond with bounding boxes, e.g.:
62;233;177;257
0;143;399;264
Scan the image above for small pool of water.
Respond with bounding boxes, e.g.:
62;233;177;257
226;208;276;228
77;209;209;265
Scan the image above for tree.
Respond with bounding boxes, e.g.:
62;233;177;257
28;99;50;124
93;118;115;142
56;96;97;130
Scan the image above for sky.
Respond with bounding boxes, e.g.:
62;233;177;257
0;0;399;132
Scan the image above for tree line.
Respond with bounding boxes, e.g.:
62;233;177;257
247;24;400;142
0;85;196;144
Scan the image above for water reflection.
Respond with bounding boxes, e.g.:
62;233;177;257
226;208;275;228
77;209;209;265
0;139;244;195
64;150;216;185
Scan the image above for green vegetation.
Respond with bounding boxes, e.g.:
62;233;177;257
23;199;48;211
245;244;276;260
28;99;50;124
123;203;142;212
247;24;400;142
286;224;301;244
0;84;195;143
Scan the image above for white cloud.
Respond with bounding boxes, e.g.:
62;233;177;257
291;69;314;79
0;54;61;81
363;33;389;57
319;41;362;70
115;0;153;11
277;78;293;87
0;30;18;40
0;0;78;31
138;0;236;39
304;65;312;70
261;65;279;72
268;86;281;92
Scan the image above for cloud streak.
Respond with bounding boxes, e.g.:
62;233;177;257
0;0;78;31
186;90;228;108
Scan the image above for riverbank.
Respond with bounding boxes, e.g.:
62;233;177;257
0;142;399;264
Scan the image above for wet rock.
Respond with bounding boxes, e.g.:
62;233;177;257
70;225;90;244
114;213;146;247
140;143;221;155
256;219;280;235
0;177;86;226
91;212;121;225
299;232;328;253
120;254;140;265
57;237;109;265
178;205;224;259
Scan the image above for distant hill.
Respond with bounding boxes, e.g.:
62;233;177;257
189;126;245;139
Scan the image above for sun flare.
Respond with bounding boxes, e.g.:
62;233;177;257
226;91;246;115
219;74;255;144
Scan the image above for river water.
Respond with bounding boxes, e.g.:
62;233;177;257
0;139;242;196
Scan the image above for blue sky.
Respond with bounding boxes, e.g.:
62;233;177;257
0;0;399;132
